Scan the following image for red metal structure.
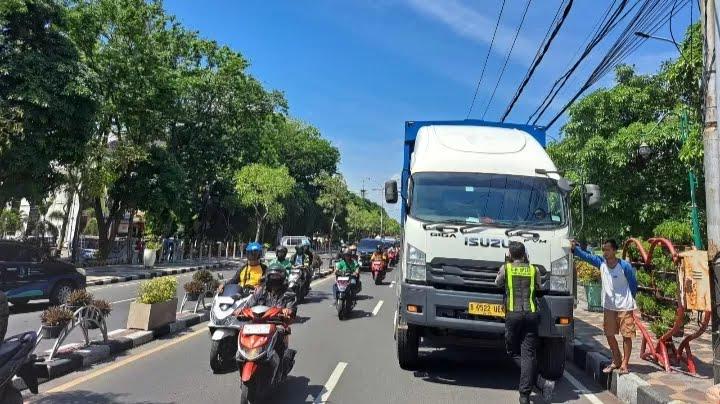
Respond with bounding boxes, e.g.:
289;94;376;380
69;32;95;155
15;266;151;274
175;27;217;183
624;237;707;375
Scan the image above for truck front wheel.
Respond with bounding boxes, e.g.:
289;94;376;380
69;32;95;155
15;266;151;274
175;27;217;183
397;323;419;370
538;337;566;381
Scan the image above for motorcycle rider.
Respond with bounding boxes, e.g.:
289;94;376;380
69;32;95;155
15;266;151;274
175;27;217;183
243;263;297;356
271;246;293;274
218;242;266;293
291;242;315;267
334;248;361;297
370;245;387;266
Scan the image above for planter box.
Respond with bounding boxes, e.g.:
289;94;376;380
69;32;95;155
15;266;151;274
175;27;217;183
126;298;177;330
143;249;158;268
41;324;65;339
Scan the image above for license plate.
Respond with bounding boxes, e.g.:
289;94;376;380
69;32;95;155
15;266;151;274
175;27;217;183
468;302;505;318
243;324;271;335
337;277;350;281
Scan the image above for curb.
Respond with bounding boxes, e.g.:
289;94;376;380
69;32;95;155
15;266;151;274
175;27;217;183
86;262;234;286
570;340;690;404
15;311;210;391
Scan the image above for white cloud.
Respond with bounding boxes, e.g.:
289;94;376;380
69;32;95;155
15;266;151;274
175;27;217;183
403;0;537;63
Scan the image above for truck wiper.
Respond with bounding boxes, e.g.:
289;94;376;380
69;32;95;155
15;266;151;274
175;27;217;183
422;220;468;231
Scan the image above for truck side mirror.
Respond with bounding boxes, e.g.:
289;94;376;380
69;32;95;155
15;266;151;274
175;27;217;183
557;177;572;193
584;184;601;208
385;180;398;204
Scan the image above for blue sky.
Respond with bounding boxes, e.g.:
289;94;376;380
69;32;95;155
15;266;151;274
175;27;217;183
164;0;696;219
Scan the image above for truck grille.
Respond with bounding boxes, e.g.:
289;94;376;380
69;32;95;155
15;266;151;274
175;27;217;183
427;258;547;292
427;258;505;291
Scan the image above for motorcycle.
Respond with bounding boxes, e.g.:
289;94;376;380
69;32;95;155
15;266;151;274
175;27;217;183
371;260;386;285
236;305;295;404
209;284;253;373
387;249;398;266
288;266;309;303
0;332;39;404
334;275;356;320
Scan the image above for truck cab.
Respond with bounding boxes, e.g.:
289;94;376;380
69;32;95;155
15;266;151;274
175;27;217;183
386;120;583;380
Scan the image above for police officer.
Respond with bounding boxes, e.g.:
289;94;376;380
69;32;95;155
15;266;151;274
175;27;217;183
495;241;544;404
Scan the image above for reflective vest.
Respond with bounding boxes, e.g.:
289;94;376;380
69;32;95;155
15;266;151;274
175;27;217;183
505;263;537;313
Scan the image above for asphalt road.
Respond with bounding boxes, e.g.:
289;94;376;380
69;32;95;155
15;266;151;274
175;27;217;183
25;268;620;404
7;266;241;354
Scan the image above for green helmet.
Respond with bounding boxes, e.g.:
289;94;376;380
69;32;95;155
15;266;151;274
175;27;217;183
265;262;287;290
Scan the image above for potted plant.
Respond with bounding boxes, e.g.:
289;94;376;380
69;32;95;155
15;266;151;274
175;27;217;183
183;280;204;301
144;239;161;268
86;298;112;329
577;261;602;312
66;289;94;312
193;269;214;291
40;306;74;338
206;279;221;297
127;276;178;330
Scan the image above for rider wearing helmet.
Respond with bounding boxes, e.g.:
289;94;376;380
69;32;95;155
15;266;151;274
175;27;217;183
291;241;315;267
218;242;266;292
245;262;297;314
271;246;292;274
334;248;361;296
370;245;387;264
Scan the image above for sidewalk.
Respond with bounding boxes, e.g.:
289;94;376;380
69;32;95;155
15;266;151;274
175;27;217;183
81;259;239;286
573;292;716;403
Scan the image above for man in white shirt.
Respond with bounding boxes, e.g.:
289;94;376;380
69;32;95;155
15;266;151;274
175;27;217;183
573;239;638;374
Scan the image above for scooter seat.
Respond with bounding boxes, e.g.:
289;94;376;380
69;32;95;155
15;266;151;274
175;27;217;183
0;339;23;365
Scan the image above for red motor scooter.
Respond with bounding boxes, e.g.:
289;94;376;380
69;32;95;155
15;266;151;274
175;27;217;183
236;305;295;404
371;260;386;285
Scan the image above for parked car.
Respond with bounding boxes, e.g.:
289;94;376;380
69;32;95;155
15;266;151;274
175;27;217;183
356;238;385;269
0;241;86;306
278;236;311;256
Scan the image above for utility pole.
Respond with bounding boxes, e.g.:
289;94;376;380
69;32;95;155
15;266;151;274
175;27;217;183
700;0;720;383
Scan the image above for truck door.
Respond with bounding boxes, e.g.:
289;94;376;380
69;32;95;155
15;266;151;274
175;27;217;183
0;244;21;293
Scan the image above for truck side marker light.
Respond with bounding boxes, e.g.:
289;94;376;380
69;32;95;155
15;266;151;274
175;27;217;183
407;305;422;313
557;317;571;325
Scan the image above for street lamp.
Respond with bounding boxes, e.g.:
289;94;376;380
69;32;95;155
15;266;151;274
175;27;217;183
637;142;653;160
634;31;684;59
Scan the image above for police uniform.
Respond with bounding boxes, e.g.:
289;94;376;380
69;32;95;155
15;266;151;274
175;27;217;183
495;260;542;400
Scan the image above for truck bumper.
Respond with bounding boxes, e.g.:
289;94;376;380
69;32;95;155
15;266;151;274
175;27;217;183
399;283;573;338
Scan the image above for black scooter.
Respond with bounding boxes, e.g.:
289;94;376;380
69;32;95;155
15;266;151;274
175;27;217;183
0;332;39;403
0;292;39;404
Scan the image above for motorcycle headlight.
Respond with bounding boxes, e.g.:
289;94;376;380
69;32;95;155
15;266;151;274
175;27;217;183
549;255;571;292
405;244;426;282
239;346;265;361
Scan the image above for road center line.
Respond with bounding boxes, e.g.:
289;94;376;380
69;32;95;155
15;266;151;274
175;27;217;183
313;361;348;404
372;300;384;316
563;370;604;404
389;281;395;288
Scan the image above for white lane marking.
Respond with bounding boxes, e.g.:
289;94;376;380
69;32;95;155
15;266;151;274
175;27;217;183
372;300;384;316
110;298;136;305
314;361;348;404
563;370;604;404
389;281;395;288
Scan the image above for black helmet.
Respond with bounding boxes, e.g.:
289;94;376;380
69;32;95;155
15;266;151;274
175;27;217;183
341;248;353;259
276;246;288;260
375;245;383;253
265;262;287;291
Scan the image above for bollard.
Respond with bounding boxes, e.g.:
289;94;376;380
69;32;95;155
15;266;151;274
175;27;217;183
233;242;237;259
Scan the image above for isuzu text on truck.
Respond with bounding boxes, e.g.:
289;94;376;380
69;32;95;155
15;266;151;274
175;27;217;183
384;120;600;381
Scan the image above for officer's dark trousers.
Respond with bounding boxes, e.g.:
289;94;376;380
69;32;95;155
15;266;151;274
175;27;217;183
505;311;539;396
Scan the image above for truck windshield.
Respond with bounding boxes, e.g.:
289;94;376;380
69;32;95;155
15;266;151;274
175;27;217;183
409;172;567;228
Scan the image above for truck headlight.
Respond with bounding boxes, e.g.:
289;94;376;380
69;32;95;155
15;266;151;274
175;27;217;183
549;256;571;292
406;244;426;282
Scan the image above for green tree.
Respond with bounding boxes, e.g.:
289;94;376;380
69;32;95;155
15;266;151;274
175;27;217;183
0;209;22;237
234;164;295;242
549;24;703;240
313;173;349;245
0;0;96;207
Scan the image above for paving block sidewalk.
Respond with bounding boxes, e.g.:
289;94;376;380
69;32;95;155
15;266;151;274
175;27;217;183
81;259;237;285
574;292;715;403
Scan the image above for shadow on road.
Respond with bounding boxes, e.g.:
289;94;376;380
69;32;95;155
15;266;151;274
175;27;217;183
31;390;172;404
273;375;324;404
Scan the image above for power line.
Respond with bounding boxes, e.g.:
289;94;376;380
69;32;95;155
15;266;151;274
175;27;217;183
542;0;690;128
466;0;507;119
528;0;637;124
481;0;533;120
501;0;574;122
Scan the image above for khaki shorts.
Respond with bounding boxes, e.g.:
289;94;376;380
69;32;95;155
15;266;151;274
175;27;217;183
604;309;636;338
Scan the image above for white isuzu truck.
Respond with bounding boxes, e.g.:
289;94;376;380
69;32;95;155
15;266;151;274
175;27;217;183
384;120;599;380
